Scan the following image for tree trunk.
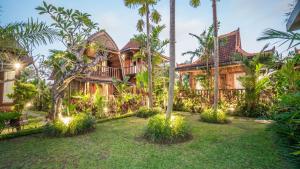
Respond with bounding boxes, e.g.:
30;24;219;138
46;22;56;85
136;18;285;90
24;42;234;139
206;58;210;102
166;0;176;119
146;6;153;108
212;0;219;111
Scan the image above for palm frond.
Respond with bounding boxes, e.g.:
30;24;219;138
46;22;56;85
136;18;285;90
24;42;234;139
190;0;201;8
258;29;300;48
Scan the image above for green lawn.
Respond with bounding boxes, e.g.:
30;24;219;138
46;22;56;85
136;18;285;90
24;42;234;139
0;112;296;169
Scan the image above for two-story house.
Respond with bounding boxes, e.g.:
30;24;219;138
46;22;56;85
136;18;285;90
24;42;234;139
66;32;168;99
120;39;169;85
66;31;122;99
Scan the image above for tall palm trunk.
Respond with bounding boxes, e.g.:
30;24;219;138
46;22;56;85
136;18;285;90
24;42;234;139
146;5;153;108
212;0;219;110
166;0;175;119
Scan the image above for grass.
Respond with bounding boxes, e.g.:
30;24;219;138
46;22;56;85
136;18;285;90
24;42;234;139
0;112;297;169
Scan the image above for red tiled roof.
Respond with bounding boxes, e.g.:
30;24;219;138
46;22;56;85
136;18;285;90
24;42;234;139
177;29;255;70
120;40;140;52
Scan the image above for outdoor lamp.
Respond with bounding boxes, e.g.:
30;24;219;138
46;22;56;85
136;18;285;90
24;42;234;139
14;62;22;70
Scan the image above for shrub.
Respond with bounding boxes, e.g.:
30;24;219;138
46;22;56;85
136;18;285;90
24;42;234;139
272;92;300;143
144;114;191;144
7;81;37;112
235;103;269;118
173;90;203;113
136;107;163;118
93;88;106;118
200;109;229;124
0;112;22;133
44;113;96;137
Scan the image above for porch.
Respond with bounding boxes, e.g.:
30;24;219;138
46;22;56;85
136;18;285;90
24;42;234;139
123;65;146;75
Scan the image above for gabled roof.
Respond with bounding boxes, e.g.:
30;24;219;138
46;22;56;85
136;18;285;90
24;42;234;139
120;39;170;61
177;29;255;70
120;39;140;52
87;30;119;52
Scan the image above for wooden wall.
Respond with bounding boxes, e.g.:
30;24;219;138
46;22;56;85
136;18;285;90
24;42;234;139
178;64;245;90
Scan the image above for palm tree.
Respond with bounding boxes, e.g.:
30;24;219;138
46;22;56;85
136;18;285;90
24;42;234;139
235;51;274;117
124;0;161;108
212;0;219;111
166;0;200;119
0;19;57;117
132;25;169;107
182;25;214;90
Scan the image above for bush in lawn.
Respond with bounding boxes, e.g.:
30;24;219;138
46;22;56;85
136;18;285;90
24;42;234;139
144;114;191;144
200;108;230;124
45;113;96;137
136;107;163;118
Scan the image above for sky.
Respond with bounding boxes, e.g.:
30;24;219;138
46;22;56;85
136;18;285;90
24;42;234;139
0;0;295;63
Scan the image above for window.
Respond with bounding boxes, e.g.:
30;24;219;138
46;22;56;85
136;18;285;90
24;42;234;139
234;72;245;89
3;71;15;103
196;81;203;90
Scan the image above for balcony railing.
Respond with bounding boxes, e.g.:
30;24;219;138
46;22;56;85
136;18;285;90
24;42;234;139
89;66;121;79
124;65;146;75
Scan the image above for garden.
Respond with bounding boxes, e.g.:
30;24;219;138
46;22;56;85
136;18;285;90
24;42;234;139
1;112;298;169
1;0;300;168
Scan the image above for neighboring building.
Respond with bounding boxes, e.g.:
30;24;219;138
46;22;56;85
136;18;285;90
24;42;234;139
287;0;300;31
176;29;273;90
0;48;32;111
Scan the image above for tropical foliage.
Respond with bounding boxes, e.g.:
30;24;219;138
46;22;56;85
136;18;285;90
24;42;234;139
136;106;162;118
0;112;22;134
144;114;191;144
258;29;300;49
133;25;169;108
234;51;274;117
125;0;162;108
269;55;300;156
200;108;229;124
36;2;106;119
113;76;143;113
8;81;38;112
44;113;96;137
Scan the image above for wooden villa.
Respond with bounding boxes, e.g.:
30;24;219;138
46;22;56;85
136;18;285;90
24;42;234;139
120;39;169;85
65;32;169;99
176;29;274;94
65;31;122;99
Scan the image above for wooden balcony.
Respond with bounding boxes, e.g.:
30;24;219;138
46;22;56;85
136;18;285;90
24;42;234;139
124;65;146;75
89;66;121;80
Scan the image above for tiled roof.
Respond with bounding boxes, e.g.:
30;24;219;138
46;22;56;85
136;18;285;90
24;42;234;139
120;40;140;52
177;29;255;70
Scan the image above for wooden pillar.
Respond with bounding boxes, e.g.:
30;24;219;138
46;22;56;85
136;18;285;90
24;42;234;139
189;72;195;90
179;73;183;88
